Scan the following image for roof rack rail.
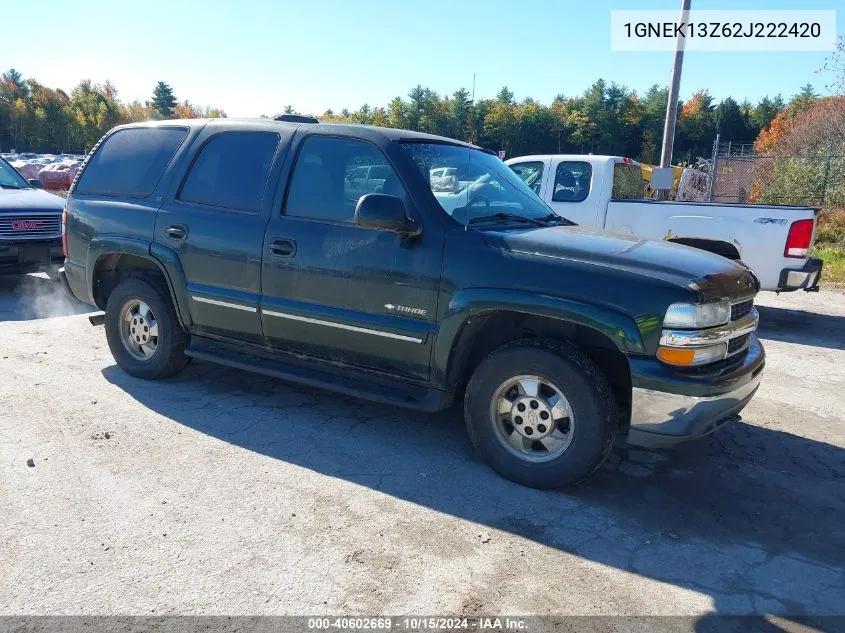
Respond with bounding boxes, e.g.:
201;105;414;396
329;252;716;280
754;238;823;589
273;114;319;123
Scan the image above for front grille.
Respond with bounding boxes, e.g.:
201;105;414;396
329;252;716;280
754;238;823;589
0;214;62;241
728;333;751;356
731;299;754;322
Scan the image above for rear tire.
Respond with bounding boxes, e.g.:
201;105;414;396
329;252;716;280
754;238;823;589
104;278;189;380
464;339;616;488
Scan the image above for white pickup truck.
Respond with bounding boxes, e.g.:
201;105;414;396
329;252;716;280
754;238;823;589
505;155;822;292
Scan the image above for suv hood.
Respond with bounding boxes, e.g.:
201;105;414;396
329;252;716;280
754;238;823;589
0;187;65;212
484;226;758;301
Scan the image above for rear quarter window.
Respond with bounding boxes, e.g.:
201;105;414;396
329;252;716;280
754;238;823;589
612;163;646;200
74;127;189;198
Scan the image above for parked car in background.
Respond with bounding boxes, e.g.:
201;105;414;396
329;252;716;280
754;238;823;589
506;155;822;293
61;120;764;488
0;156;65;278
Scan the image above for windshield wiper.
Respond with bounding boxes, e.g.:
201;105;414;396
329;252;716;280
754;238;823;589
468;213;548;227
538;213;577;226
0;184;24;189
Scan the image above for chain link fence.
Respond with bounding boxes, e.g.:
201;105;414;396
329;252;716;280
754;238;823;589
710;141;845;208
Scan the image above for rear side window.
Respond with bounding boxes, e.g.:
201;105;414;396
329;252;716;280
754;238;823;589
75;127;188;198
552;161;592;203
179;131;280;212
612;163;645;200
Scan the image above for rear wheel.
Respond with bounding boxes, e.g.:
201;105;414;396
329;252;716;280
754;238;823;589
104;278;188;379
464;340;616;488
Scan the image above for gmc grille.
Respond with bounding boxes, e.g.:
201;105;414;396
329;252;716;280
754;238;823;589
727;333;751;356
731;299;754;322
0;214;62;241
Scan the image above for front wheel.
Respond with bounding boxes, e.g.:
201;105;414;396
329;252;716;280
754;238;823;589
464;340;617;488
104;278;189;380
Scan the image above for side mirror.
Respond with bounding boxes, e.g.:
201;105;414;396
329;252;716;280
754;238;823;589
355;194;421;237
28;178;44;189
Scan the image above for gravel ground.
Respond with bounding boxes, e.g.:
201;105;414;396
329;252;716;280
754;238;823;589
1;274;843;622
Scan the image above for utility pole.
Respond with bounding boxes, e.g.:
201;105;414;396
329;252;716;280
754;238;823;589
660;0;692;169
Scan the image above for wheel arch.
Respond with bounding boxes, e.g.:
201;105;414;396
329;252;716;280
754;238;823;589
87;237;191;328
436;290;642;426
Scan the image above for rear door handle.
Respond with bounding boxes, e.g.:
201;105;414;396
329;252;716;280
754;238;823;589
166;224;187;240
270;238;296;257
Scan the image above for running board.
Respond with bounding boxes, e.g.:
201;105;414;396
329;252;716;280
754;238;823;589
185;336;450;412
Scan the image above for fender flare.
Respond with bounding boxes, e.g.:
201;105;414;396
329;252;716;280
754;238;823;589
434;288;645;388
87;236;192;328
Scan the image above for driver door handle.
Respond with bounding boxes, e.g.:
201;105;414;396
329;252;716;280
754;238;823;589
166;224;187;240
270;238;296;257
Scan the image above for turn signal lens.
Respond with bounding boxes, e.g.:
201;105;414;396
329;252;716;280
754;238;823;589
657;347;695;365
657;343;727;366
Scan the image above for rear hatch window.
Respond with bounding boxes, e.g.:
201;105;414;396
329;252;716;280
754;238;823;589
74;127;188;198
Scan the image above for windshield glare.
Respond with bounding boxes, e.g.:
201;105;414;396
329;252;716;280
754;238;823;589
0;158;29;188
401;143;558;226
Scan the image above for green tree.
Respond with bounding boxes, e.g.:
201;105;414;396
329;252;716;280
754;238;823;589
714;97;753;142
750;95;785;131
148;81;177;118
448;88;471;140
496;86;515;105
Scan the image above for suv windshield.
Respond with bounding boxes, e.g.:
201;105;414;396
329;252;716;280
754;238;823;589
401;143;566;226
0;157;29;189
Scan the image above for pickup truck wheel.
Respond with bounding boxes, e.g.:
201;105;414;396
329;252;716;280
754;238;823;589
104;278;188;380
464;340;616;488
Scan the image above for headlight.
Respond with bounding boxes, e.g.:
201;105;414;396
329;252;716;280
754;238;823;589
663;301;730;329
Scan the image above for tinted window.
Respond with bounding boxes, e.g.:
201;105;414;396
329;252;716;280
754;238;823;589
285;136;405;223
75;127;188;197
552;161;592;203
509;161;545;195
179;131;279;212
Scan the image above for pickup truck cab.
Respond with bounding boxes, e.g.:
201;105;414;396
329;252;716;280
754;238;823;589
506;155;822;293
0;156;65;277
61;120;764;488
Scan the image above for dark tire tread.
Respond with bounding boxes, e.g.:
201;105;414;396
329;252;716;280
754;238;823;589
463;338;617;488
104;277;189;380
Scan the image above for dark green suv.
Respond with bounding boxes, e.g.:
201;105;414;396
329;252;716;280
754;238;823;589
60;119;764;488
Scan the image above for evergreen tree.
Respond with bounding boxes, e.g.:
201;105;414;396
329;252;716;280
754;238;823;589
148;81;177;118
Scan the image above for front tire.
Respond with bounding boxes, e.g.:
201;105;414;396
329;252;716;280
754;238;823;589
464;339;616;488
104;278;189;380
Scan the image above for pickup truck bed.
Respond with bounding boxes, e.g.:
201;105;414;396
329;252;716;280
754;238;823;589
506;154;822;292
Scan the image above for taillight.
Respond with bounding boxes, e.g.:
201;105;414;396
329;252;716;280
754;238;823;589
61;209;67;258
784;219;813;258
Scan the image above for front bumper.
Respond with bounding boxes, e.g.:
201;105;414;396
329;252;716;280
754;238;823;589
626;335;765;448
778;257;822;292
